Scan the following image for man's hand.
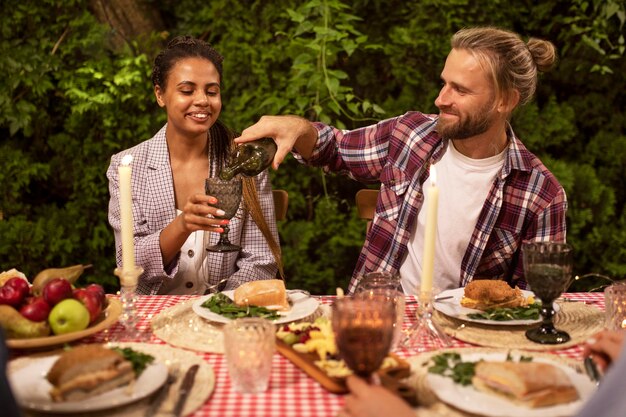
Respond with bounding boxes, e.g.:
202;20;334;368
337;376;417;417
235;115;318;170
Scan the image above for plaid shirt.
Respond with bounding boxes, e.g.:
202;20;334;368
107;125;279;295
295;112;567;293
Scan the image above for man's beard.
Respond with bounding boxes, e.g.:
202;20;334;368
436;103;495;140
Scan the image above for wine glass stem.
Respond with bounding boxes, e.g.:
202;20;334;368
219;224;232;245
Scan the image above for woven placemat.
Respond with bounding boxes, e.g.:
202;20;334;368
9;342;214;417
151;299;225;353
151;298;328;354
403;347;584;417
432;301;604;350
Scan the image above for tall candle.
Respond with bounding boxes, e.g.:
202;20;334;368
119;154;135;273
421;164;439;295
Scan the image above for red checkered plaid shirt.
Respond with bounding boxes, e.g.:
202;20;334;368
293;112;567;293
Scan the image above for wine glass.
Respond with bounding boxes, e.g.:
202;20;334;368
355;271;405;351
205;176;242;253
523;241;574;344
332;295;396;380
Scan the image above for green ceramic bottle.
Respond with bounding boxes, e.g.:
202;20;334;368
219;138;277;180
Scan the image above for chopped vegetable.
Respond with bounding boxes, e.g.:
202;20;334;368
466;302;541;321
201;292;281;320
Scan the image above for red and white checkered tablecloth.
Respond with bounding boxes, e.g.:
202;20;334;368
76;292;604;417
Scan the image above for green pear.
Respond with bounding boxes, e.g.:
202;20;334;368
0;305;51;338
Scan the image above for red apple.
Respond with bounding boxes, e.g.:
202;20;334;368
73;288;102;323
42;278;73;306
3;277;30;299
84;283;106;306
19;296;51;322
0;285;23;307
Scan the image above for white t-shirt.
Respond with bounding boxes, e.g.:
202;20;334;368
399;142;506;295
157;210;207;295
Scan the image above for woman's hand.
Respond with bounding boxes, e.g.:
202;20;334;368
583;330;626;372
337;376;416;417
235;115;318;170
179;193;229;234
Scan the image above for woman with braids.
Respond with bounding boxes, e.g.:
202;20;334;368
107;36;282;295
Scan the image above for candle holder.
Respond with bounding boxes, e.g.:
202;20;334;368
113;266;144;341
401;289;451;352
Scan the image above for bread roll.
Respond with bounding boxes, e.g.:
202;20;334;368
472;361;580;408
233;279;289;311
46;345;135;402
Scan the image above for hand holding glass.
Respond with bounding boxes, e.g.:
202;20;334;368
205;176;242;253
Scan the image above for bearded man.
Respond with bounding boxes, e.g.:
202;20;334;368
236;27;567;294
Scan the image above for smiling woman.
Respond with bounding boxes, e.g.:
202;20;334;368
106;36;282;296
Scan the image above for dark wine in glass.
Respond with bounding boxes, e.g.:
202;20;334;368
523;242;573;344
332;296;396;379
205;176;243;253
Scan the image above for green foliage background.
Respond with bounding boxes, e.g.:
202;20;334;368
0;0;624;293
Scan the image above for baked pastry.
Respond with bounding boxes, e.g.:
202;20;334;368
233;279;290;311
460;280;528;311
46;345;135;402
472;361;580;408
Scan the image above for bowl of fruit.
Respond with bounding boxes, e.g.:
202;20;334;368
0;265;121;349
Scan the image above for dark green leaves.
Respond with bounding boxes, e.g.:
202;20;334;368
201;293;281;320
466;303;541;321
428;352;476;386
112;347;155;376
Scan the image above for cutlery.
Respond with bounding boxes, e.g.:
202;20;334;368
406;295;453;305
584;356;601;385
144;367;179;417
172;364;199;417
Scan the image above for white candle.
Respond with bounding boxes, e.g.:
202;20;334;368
119;154;135;273
421;164;439;295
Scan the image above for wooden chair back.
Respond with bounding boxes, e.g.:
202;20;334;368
355;189;379;232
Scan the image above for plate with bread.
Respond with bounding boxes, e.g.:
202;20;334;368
426;351;596;416
9;344;168;413
192;279;319;324
434;280;559;326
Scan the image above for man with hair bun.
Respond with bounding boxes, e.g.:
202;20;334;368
236;26;567;294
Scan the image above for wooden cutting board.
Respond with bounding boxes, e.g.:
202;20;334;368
276;339;416;404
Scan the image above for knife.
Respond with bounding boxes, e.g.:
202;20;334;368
172;364;200;417
144;369;178;417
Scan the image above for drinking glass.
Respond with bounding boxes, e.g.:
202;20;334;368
355;271;405;351
205;176;242;253
604;281;626;330
223;318;275;394
332;295;396;380
523;242;574;344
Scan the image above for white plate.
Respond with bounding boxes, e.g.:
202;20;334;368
9;355;168;413
434;288;559;326
192;290;319;324
426;351;596;417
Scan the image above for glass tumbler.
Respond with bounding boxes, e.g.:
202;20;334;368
604;281;626;330
223;318;275;394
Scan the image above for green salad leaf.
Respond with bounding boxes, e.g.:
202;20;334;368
466;302;541;321
201;292;281;320
112;347;155;376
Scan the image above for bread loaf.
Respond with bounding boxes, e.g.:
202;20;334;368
472;361;580;408
233;279;289;311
